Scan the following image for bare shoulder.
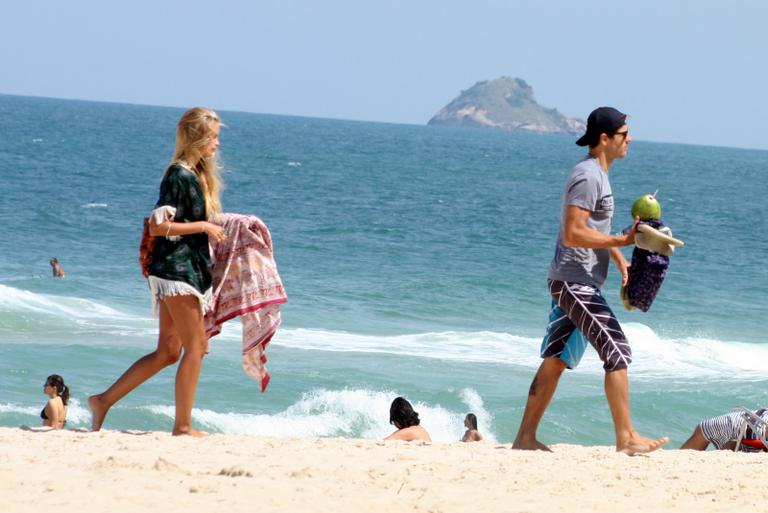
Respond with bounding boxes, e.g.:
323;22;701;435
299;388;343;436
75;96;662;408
462;429;483;442
47;396;64;410
386;426;431;442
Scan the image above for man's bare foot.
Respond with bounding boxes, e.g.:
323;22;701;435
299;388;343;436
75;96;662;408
512;435;552;452
617;435;669;455
88;395;109;431
172;426;207;437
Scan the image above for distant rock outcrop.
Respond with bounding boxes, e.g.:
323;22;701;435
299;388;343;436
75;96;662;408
428;77;585;134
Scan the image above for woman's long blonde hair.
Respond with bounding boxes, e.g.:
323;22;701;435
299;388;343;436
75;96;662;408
171;107;223;217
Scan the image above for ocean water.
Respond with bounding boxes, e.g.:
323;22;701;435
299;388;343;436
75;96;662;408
0;94;766;446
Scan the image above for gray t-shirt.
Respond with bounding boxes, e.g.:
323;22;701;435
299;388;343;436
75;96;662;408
547;156;614;288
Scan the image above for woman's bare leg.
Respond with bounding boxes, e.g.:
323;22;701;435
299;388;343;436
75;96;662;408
88;301;183;431
161;295;208;436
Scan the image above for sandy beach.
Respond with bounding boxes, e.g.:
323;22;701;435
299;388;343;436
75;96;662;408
1;427;765;513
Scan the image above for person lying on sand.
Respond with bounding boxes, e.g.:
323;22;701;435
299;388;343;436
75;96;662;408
384;397;431;442
681;408;768;450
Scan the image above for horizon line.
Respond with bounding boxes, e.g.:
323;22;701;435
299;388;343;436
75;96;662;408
1;91;766;154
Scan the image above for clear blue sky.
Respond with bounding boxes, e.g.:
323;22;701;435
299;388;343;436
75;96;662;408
2;1;767;150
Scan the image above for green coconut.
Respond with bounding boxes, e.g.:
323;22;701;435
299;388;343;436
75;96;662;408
631;194;661;221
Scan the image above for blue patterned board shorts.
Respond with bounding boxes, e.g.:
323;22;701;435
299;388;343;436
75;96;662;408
540;280;632;372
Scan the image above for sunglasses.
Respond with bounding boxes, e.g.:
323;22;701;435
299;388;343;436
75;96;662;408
611;130;630;141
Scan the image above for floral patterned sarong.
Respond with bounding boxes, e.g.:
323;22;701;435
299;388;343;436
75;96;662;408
204;213;287;392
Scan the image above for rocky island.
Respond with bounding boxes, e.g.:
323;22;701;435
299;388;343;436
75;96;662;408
428;77;585;134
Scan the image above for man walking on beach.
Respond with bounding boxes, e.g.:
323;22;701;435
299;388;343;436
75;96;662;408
513;107;668;455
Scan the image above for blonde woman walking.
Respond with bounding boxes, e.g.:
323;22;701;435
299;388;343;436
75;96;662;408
89;107;226;436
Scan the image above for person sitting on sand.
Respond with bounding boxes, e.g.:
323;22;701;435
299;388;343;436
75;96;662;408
50;257;65;278
681;408;768;450
384;397;431;442
42;374;69;429
461;413;483;442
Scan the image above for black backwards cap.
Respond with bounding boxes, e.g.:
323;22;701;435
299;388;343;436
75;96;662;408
575;107;627;146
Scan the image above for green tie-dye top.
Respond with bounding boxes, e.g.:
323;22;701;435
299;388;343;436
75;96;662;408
148;164;212;294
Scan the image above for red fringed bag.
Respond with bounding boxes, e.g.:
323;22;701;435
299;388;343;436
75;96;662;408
139;217;156;278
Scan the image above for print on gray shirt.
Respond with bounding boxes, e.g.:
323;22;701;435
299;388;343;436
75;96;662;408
547;156;614;289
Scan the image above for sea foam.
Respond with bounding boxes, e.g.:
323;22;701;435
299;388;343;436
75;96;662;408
272;325;768;382
0;284;135;319
3;284;766;382
0;284;154;341
146;387;496;442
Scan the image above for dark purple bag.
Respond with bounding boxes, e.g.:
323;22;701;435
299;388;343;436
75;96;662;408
626;220;670;312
